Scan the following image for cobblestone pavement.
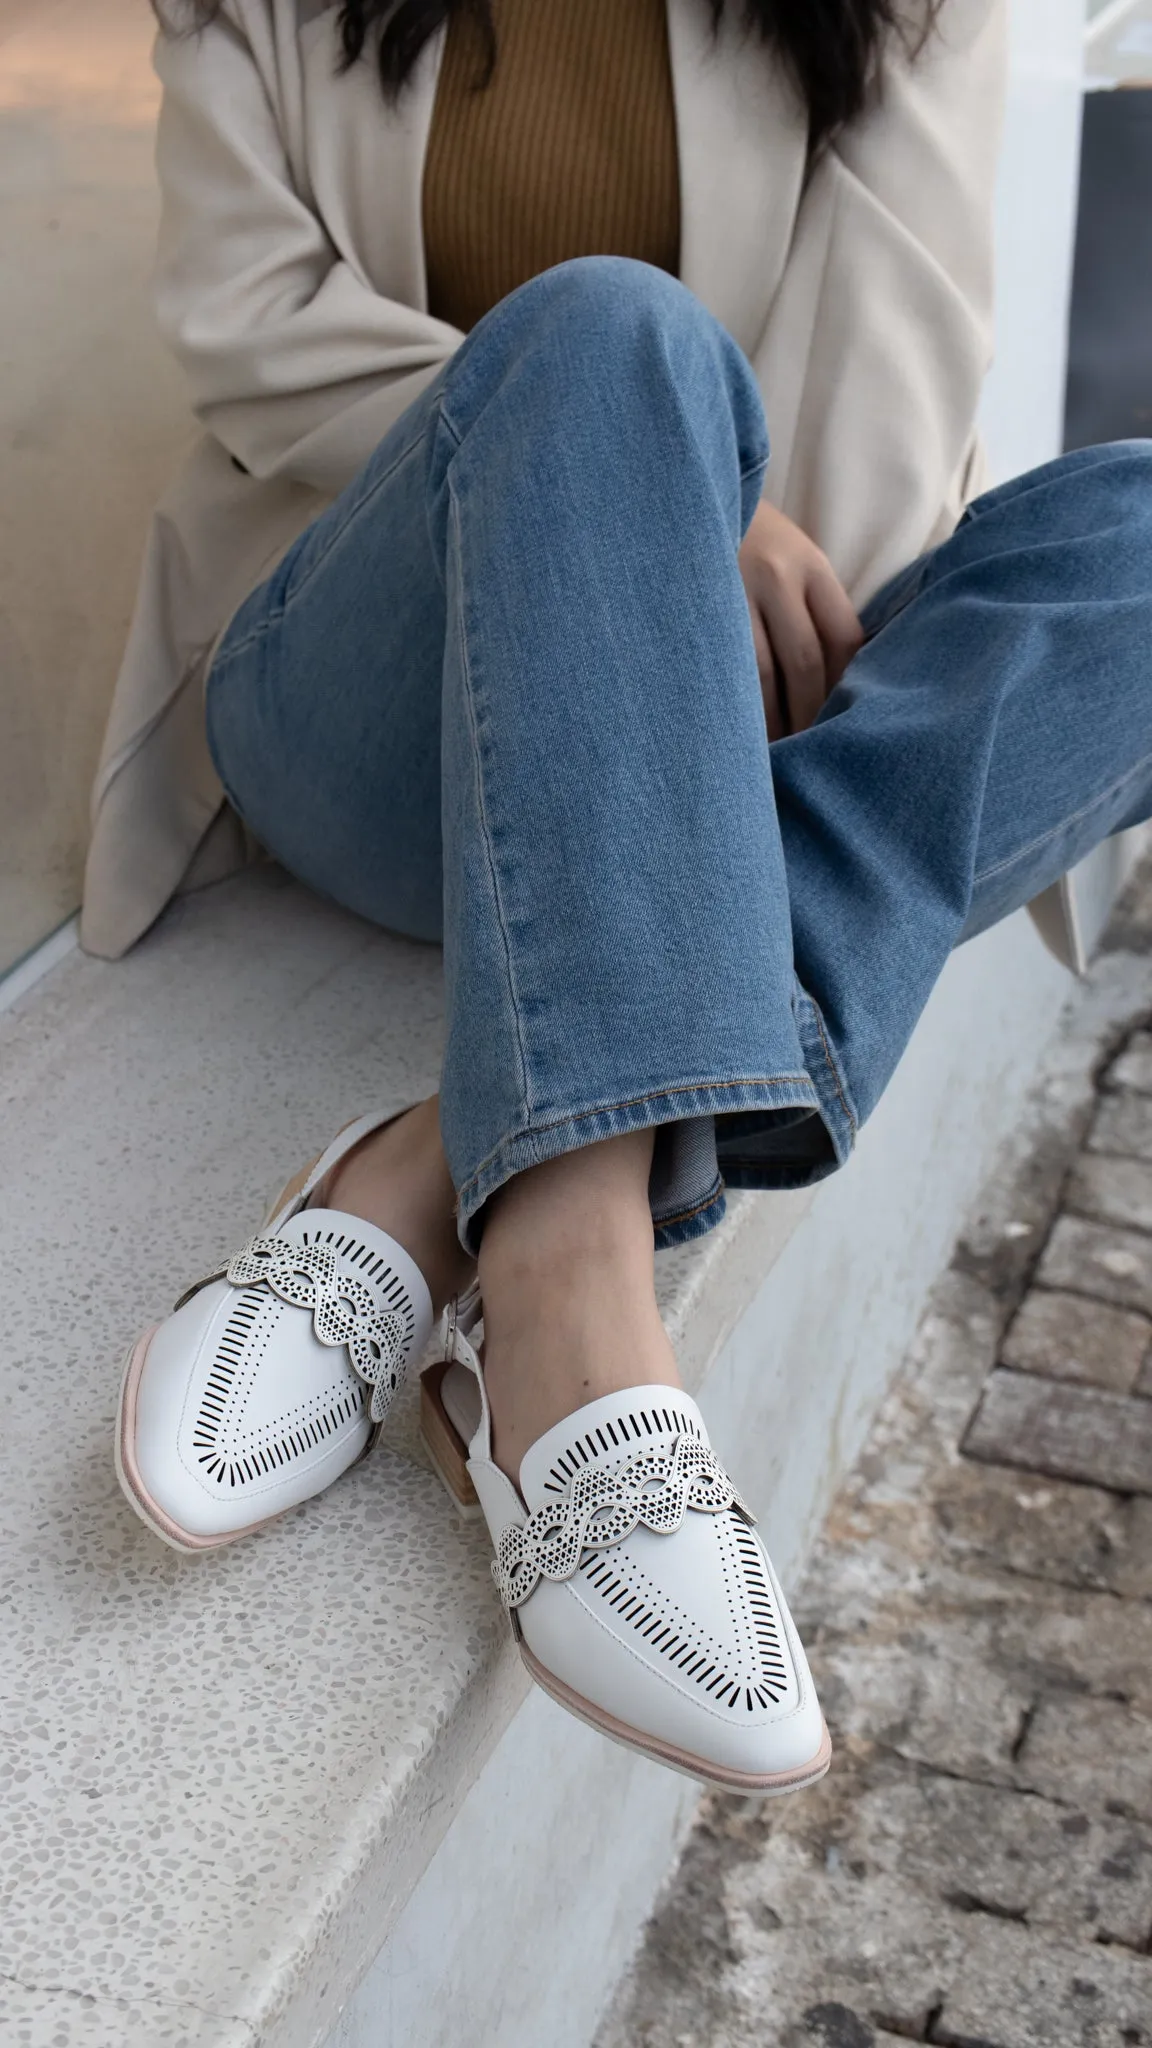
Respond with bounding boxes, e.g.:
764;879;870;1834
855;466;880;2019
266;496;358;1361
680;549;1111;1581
597;875;1152;2048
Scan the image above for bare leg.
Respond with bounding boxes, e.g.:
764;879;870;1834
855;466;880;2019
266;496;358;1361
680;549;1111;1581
478;1130;682;1478
324;1108;681;1480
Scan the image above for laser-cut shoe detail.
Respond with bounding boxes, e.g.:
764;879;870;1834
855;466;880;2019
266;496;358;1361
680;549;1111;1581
226;1230;415;1424
424;1299;831;1792
578;1513;791;1711
115;1107;434;1551
494;1433;754;1608
188;1285;372;1489
540;1400;705;1494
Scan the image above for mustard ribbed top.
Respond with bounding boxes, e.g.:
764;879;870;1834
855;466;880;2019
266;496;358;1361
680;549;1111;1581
422;0;682;334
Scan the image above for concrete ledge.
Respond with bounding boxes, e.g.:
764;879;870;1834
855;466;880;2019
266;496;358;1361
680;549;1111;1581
0;863;1088;2048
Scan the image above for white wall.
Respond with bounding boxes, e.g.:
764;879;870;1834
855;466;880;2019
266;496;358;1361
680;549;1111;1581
0;0;193;975
978;0;1088;481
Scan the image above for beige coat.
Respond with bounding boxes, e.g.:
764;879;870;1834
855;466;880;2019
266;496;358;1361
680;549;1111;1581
84;0;1075;966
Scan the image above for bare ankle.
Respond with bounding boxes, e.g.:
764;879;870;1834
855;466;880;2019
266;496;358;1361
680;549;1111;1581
476;1131;681;1478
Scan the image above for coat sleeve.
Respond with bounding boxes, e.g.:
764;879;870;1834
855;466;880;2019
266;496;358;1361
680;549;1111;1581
151;5;461;493
752;0;1007;606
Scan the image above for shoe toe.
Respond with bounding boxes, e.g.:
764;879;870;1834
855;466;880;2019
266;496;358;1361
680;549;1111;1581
499;1388;828;1790
128;1281;373;1543
120;1208;432;1547
518;1508;826;1786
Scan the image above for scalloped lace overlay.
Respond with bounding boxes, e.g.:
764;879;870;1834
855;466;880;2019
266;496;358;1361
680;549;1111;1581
226;1234;409;1424
494;1434;754;1610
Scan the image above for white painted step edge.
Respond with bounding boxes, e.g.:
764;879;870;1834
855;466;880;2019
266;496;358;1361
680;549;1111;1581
0;915;79;1016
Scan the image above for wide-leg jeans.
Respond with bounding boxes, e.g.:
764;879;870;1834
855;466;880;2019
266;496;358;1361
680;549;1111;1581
205;257;1152;1251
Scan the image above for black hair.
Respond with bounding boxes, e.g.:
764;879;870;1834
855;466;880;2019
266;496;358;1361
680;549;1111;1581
153;1;939;156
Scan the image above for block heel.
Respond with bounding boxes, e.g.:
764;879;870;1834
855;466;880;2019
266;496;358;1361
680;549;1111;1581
420;1357;483;1519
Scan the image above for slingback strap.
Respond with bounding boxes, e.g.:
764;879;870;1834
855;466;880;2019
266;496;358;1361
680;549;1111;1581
265;1106;412;1233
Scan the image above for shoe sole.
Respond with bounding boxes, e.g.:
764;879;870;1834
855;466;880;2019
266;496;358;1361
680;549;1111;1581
520;1640;833;1796
115;1325;290;1555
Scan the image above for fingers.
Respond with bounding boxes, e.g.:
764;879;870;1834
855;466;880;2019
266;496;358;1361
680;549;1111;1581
750;570;864;736
749;605;785;742
806;566;865;691
761;583;827;735
738;503;863;738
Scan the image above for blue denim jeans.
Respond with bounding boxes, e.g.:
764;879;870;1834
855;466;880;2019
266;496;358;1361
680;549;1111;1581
205;257;1152;1252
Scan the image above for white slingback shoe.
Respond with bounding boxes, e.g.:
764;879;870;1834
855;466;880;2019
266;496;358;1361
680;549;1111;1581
116;1109;434;1553
421;1294;831;1794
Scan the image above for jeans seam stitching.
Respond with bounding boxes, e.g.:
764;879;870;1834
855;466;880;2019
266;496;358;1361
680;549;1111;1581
973;747;1152;889
808;1003;856;1137
210;611;285;672
275;422;438;612
457;1075;817;1205
438;402;465;449
652;1179;726;1231
449;477;533;1126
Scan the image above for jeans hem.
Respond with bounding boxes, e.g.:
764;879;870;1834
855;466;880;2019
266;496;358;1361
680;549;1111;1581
652;1178;729;1251
455;1075;823;1253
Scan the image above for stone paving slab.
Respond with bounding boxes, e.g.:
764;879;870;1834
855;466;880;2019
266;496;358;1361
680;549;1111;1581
930;1920;1152;2048
610;1805;1152;2048
598;865;1152;2048
963;1367;1152;1492
1000;1285;1150;1392
809;1565;1152;1788
826;1757;1152;1948
991;1570;1152;1703
711;1743;1152;1955
1014;1693;1152;1824
1089;1089;1152;1161
1105;1032;1152;1096
1067;1152;1152;1237
929;1458;1152;1599
1037;1212;1152;1314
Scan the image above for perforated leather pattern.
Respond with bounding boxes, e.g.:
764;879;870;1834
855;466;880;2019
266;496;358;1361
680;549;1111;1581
579;1510;792;1712
526;1398;793;1715
495;1432;752;1609
227;1229;414;1422
190;1225;420;1489
540;1398;705;1495
191;1287;366;1487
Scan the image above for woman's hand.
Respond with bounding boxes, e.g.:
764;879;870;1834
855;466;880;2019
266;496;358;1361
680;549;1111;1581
738;499;864;740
